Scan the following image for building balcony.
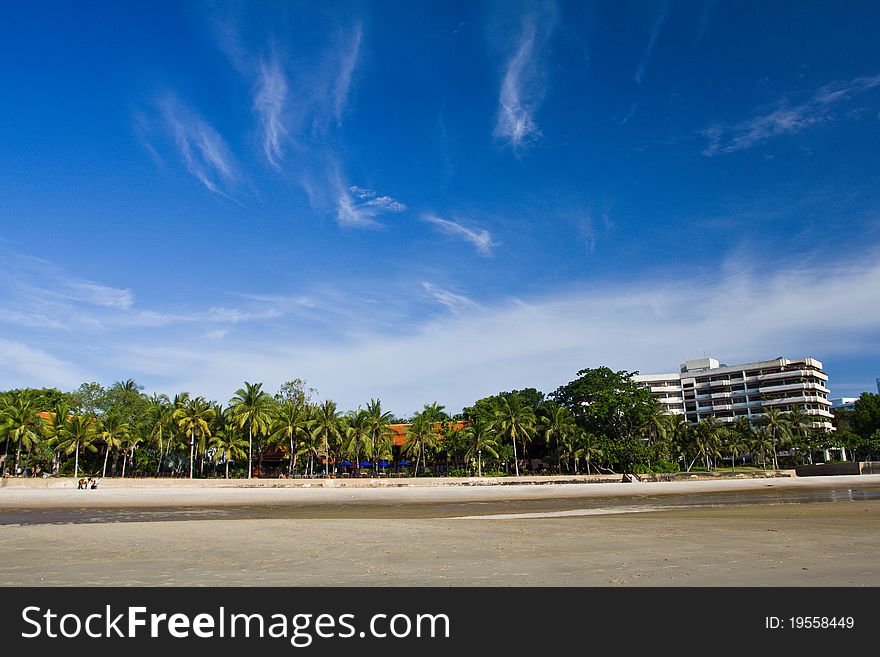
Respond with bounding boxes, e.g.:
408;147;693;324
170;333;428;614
754;369;829;383
762;395;831;407
758;382;830;395
650;385;682;393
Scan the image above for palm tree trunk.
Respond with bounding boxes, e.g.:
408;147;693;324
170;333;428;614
225;456;229;480
289;435;295;475
512;435;519;477
248;425;253;479
74;441;80;479
477;449;482;477
3;437;10;475
102;446;110;478
122;451;127;478
15;437;23;474
189;432;195;479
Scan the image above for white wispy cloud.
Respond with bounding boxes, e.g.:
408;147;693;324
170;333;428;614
0;339;86;390
493;5;557;149
254;55;289;168
703;74;880;156
157;95;240;196
635;2;669;85
421;282;478;313
79;250;880;416
422;214;496;256
6;247;880;414
327;167;407;228
333;23;363;124
0;250;134;316
0;248;287;337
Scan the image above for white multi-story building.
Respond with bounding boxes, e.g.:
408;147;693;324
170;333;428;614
830;398;859;411
633;356;834;430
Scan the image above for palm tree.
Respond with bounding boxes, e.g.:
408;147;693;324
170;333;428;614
120;434;143;478
751;426;774;470
763;408;791;470
463;417;499;476
99;415;129;478
174;396;215;479
539;403;576;474
787;406;814;464
229;382;273;479
403;410;440;477
343;409;371;476
53;414;97;478
365;399;394;476
300;429;324;476
271;401;311;476
579;430;604;475
310;399;341;477
3;391;43;475
45;400;72;476
146;394;173;475
723;428;748;472
0;396;12;474
695;416;724;471
209;426;248;479
495;395;536;477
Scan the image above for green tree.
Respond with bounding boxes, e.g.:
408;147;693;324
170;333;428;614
495;395;536;476
723;424;748;472
271;400;311;476
403;409;441;477
53;414;98;478
365;399;394;476
310;399;342;477
539;402;577;473
210;424;248;479
463;417;499;477
852;393;880;439
230;382;274;479
69;382;107;418
787;406;814;464
552;367;658;475
763;408;791;470
342;409;371;476
694;416;724;470
3;390;44;474
174;396;215;479
99;414;129;478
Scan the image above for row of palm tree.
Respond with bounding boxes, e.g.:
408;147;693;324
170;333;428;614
0;381;844;479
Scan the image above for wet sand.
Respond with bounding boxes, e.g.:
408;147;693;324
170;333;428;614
2;476;879;586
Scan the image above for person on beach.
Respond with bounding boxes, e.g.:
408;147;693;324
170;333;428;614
77;478;87;489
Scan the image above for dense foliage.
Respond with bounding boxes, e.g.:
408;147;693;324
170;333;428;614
2;375;877;479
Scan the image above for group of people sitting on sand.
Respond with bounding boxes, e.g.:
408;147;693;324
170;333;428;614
77;477;99;490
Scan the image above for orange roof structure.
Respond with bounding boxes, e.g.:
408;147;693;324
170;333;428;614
387;421;468;447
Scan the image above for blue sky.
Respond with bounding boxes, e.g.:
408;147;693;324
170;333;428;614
1;0;879;415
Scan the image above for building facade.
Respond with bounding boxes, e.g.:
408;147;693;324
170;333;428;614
830;398;859;412
633;356;834;430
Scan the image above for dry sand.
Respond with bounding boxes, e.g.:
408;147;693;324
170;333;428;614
2;475;879;586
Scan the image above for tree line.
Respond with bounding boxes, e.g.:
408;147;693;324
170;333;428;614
2;368;879;479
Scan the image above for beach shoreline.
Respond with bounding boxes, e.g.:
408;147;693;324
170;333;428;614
3;475;879;587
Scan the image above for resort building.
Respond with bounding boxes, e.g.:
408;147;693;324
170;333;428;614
633;356;834;430
830;398;859;412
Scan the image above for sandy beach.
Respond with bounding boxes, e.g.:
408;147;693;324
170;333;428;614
2;475;879;586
